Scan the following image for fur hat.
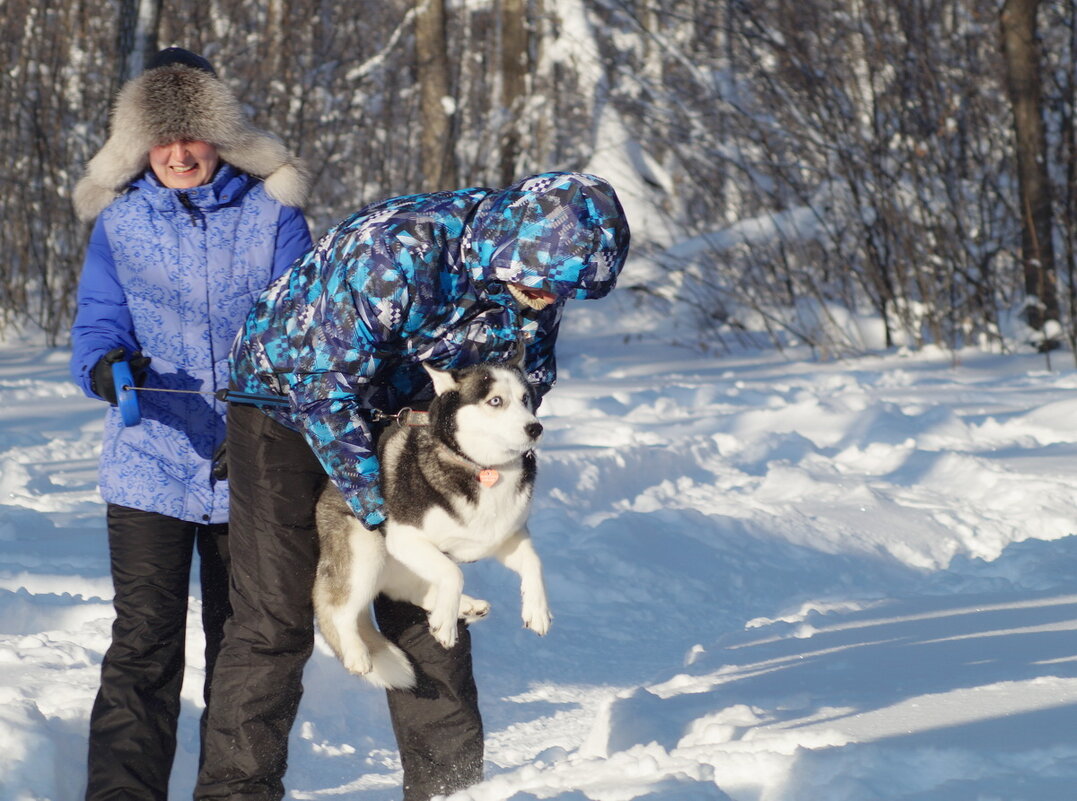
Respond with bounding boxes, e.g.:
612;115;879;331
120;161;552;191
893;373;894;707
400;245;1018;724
73;47;310;221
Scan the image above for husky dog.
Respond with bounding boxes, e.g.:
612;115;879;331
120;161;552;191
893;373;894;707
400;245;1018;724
313;354;552;689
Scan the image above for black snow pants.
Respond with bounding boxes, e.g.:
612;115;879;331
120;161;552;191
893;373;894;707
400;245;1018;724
194;403;483;801
85;504;231;801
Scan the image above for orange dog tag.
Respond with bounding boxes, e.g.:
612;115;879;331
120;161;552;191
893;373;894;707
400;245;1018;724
478;469;500;487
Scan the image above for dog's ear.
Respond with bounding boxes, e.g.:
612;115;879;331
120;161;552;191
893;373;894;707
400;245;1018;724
423;362;460;396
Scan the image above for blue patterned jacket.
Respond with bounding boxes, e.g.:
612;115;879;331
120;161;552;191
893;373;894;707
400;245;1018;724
71;165;312;523
231;172;630;528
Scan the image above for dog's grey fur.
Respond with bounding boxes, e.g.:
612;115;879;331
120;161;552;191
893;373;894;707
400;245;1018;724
74;63;309;221
313;354;552;689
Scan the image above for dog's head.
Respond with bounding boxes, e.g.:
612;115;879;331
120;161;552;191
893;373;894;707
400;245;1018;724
424;355;542;467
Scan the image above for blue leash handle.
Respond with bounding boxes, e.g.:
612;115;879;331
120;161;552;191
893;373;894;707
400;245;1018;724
111;361;142;427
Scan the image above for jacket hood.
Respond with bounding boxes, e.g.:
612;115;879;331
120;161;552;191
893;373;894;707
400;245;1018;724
463;172;630;301
73;63;309;221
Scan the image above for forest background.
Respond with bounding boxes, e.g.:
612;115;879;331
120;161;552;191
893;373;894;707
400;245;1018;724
2;0;1074;360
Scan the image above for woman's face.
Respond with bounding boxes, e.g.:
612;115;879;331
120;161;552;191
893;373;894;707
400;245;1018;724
149;140;220;189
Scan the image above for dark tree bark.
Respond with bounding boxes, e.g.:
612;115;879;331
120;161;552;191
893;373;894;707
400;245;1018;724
1000;0;1060;335
498;0;528;185
416;0;457;191
115;0;161;88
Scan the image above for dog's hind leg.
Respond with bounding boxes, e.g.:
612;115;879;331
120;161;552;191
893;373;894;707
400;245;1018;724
314;523;389;677
340;525;396;676
494;528;552;636
314;577;377;677
313;574;369;673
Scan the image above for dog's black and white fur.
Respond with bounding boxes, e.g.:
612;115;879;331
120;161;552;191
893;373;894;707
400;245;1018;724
313;353;551;689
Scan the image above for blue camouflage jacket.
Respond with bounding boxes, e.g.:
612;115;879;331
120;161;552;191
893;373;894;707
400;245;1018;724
71;165;312;523
231;171;630;528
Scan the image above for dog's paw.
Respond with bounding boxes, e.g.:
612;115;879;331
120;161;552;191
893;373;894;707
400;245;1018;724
428;610;459;649
460;595;491;623
522;602;552;636
340;648;374;676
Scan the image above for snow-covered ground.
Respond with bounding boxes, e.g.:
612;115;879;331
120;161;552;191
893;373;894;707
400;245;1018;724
4;284;1077;801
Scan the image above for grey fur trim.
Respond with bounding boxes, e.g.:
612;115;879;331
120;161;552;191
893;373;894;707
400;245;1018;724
73;65;310;221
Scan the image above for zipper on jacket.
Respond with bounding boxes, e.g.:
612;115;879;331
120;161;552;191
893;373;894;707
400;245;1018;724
178;192;201;227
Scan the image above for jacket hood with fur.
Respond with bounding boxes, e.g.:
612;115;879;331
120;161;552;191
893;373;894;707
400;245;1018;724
73;63;310;221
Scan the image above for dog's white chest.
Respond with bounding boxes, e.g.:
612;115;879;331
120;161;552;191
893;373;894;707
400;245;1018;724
425;467;531;561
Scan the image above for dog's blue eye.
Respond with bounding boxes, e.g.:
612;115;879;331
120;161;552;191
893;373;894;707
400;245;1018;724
488;396;503;407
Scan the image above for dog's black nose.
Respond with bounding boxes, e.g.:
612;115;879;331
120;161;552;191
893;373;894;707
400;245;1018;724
525;422;543;440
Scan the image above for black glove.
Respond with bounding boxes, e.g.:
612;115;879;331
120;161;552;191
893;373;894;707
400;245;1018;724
130;352;152;380
90;348;151;405
211;441;228;480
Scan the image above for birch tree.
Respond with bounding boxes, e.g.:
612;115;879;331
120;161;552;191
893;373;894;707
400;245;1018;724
114;0;161;88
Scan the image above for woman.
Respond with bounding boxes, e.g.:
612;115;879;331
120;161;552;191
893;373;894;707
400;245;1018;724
70;47;312;801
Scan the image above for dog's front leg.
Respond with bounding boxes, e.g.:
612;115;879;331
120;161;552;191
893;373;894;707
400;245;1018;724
494;529;551;635
384;526;464;649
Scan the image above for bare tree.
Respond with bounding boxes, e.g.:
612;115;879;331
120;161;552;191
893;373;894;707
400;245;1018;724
498;0;529;185
1000;0;1060;341
5;0;1077;357
0;2;115;343
1043;0;1077;356
114;0;161;88
602;0;1022;354
415;0;457;191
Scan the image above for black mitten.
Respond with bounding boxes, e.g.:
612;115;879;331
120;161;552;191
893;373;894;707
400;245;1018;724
211;441;228;480
90;348;127;405
91;349;152;405
129;352;152;384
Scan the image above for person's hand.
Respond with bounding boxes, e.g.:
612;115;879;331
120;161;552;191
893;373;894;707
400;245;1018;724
91;348;151;405
211;441;228;480
129;352;152;382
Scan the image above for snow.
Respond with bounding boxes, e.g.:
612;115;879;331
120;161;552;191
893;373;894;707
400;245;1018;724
4;286;1077;801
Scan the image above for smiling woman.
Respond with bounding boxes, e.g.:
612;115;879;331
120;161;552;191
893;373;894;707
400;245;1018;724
149;140;221;189
68;46;313;801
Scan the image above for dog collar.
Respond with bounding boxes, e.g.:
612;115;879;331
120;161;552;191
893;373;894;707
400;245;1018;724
375;408;498;486
476;449;534;487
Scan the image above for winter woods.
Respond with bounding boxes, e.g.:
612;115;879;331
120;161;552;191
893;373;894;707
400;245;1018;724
3;0;1076;356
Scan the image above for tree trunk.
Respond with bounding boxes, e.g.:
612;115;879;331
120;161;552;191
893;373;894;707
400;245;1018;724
1000;0;1060;336
416;0;457;191
530;0;554;168
115;0;161;88
498;0;528;185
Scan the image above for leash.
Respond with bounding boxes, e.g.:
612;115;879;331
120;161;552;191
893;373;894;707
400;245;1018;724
113;366;523;491
111;361;290;427
121;385;290;406
111;361;417;429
